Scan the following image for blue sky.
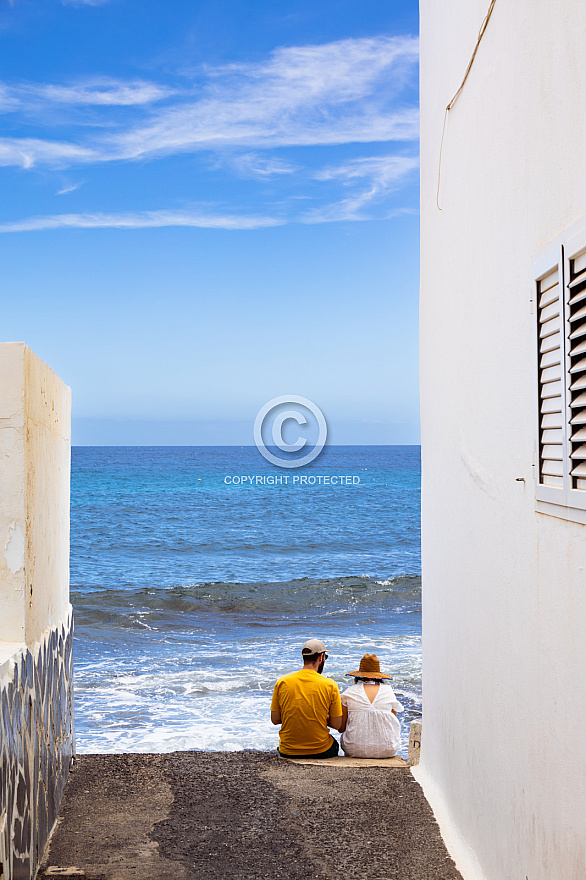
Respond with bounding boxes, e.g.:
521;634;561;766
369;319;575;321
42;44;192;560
1;0;420;445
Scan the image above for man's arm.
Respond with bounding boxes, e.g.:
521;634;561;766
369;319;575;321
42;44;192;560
270;681;282;725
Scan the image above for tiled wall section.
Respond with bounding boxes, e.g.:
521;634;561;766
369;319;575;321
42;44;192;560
0;610;74;880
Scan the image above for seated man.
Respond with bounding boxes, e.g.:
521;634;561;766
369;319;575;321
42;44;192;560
270;638;343;759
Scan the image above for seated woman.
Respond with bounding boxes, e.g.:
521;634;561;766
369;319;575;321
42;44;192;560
339;653;403;758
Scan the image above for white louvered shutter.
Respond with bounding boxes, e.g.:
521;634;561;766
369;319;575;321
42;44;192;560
566;245;586;496
537;265;565;489
534;219;586;514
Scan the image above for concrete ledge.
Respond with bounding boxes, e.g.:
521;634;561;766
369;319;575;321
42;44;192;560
280;755;407;767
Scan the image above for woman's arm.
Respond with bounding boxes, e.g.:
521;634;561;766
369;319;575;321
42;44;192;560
337;704;348;733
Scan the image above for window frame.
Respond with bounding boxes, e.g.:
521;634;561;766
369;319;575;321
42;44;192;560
534;215;586;515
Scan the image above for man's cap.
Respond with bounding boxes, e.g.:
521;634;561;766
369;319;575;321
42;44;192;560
302;638;327;655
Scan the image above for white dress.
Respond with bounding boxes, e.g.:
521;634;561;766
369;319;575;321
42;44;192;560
340;683;404;758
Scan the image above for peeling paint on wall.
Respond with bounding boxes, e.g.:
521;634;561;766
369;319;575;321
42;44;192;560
4;522;24;574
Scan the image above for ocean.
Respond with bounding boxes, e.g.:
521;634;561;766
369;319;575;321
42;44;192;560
70;445;421;756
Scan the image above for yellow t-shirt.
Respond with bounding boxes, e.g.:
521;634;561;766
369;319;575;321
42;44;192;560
271;669;343;755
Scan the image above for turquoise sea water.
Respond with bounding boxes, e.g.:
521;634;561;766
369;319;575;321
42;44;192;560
71;445;421;755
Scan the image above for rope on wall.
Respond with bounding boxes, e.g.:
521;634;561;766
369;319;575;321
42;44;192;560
436;0;497;211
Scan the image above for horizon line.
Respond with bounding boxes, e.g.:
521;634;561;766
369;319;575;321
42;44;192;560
71;442;422;448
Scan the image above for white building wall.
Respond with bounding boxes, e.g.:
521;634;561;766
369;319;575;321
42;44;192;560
0;343;74;879
419;3;586;879
0;342;71;644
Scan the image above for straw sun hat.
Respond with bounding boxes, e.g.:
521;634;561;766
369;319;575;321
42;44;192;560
345;653;392;680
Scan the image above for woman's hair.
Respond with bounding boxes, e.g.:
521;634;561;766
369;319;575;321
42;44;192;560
354;677;386;685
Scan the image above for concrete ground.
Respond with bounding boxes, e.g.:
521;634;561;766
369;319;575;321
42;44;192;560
38;751;462;880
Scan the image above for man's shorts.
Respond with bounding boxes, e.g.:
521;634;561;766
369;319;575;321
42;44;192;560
278;736;339;760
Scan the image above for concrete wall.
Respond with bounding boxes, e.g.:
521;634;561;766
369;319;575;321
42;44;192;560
0;343;74;879
418;3;586;879
1;344;71;644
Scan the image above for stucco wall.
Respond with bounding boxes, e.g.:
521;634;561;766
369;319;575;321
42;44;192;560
419;3;586;879
0;343;74;879
23;346;71;643
0;343;71;644
1;344;27;644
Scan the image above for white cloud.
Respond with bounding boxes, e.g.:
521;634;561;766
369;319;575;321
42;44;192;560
0;36;419;231
34;79;174;106
305;154;419;222
56;182;83;195
0;37;418;168
0;209;283;233
109;36;419;159
1;78;173;110
0;138;97;169
314;154;418;184
0;195;419;233
0;84;19;113
0;151;418;230
61;0;110;7
228;153;297;178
